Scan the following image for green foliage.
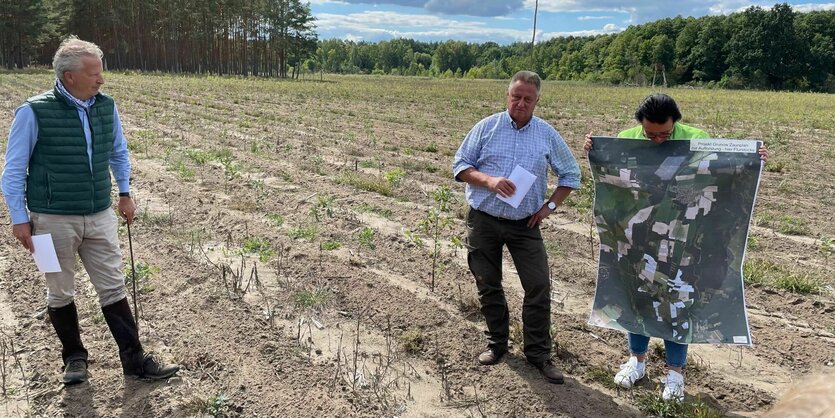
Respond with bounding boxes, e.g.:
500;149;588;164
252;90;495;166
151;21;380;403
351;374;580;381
9;2;835;91
636;392;723;418
383;168;406;188
777;215;810;236
357;227;376;250
289;225;319;241
743;259;824;294
307;155;326;175
125;261;158;294
764;160;785;173
756;212;811;236
206;391;229;417
321;241;342;251
242;237;275;262
585;365;618;390
294;288;331;310
359;159;379;169
411;185;458;291
185;149;212;166
398;328;425;354
355;203;392;219
309;195;336;221
820;237;835;257
563;173;594;214
337;173;392;196
138;209;173;227
746;236;759;251
266;213;285;226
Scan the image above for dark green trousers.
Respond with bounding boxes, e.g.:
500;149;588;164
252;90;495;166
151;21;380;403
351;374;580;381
466;209;552;363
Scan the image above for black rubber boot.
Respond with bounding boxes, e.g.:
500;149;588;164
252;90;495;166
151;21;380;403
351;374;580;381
101;298;179;380
47;302;89;384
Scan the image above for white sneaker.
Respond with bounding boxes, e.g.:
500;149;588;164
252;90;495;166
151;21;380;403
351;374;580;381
614;356;645;388
662;370;685;401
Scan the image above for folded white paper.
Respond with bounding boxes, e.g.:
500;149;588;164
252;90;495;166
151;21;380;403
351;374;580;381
497;165;537;209
32;234;61;273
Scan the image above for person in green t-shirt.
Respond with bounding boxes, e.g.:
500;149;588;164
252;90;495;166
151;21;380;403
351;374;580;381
583;93;768;401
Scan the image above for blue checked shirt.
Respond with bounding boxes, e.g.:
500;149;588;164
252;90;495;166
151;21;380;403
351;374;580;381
452;111;581;220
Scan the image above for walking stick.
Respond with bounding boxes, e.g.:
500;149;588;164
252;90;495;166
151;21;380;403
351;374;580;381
127;220;139;331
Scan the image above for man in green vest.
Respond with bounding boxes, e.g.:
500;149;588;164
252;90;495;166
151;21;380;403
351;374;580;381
1;37;179;385
583;93;768;401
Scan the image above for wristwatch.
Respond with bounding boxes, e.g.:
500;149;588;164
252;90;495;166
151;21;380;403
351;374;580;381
547;201;557;211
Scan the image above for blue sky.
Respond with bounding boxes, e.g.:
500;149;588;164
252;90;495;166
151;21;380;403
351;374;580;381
310;0;835;44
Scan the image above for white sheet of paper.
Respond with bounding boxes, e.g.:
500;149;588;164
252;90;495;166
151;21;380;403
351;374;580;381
496;165;537;209
32;234;61;273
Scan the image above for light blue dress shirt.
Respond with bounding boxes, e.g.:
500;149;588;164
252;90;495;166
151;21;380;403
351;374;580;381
452;111;581;220
1;93;131;225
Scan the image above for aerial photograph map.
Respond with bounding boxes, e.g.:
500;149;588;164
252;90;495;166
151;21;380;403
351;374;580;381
588;136;763;345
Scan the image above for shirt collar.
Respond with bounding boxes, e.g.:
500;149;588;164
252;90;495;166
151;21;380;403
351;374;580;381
55;79;96;110
505;110;534;131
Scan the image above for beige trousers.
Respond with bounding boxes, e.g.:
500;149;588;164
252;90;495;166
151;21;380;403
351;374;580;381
31;209;126;308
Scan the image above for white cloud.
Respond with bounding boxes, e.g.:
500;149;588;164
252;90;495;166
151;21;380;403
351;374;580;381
523;0;834;23
316;10;623;43
317;11;529;42
332;0;525;16
539;23;624;41
308;0;348;4
524;0;639;15
710;1;835;15
577;15;615;20
792;3;835;12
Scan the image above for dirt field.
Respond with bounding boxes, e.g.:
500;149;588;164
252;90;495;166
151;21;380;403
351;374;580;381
0;71;833;417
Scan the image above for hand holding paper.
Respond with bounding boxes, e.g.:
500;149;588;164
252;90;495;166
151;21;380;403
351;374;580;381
31;234;62;273
497;165;537;208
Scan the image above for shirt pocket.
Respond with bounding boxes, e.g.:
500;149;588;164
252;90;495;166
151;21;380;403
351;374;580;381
519;142;550;179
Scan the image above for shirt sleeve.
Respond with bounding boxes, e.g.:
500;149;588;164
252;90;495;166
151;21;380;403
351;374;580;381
548;130;581;189
109;104;131;193
452;121;485;182
1;105;38;224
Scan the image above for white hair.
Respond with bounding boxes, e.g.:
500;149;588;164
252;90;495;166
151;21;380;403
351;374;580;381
508;70;542;97
53;36;103;81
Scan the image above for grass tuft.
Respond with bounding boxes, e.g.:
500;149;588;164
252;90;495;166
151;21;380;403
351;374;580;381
743;259;824;294
635;392;723;418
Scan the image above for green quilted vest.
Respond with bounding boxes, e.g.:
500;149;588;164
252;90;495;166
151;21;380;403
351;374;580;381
25;88;115;215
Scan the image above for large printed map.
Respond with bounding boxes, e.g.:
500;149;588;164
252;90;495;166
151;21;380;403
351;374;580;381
587;137;763;345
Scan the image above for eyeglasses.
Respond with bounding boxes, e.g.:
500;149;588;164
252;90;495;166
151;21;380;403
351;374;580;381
642;125;674;141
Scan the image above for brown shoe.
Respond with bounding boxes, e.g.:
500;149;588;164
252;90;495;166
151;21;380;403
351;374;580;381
477;347;506;365
533;360;564;384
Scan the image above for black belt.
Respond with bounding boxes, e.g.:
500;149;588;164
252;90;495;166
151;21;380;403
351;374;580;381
473;209;531;225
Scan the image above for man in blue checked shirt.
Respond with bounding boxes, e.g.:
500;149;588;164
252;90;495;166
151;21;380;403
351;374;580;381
2;37;178;385
452;70;580;384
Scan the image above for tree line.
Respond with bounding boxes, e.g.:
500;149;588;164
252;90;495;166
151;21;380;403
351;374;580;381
310;4;834;92
0;0;317;78
1;2;833;91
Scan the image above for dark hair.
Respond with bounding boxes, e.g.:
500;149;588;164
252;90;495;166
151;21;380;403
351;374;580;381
634;93;682;124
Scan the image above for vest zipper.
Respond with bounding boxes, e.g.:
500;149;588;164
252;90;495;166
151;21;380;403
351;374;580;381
46;172;53;207
85;108;95;211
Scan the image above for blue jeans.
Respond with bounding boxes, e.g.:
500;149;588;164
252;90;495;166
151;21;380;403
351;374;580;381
628;333;688;368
